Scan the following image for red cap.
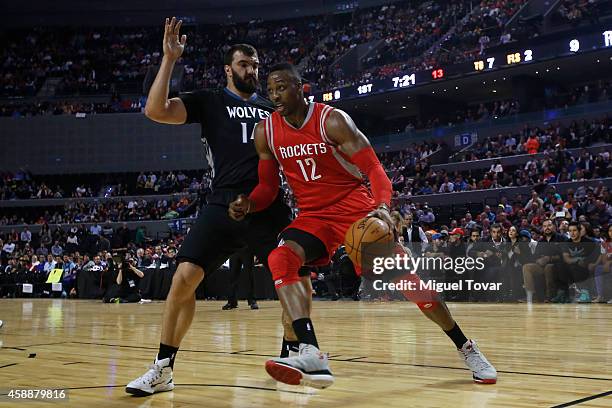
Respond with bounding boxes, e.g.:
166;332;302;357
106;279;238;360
450;227;464;236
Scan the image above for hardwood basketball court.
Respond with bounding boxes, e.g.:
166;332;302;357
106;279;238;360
0;299;610;407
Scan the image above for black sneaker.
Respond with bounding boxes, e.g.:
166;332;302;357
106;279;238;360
222;302;238;310
249;302;259;310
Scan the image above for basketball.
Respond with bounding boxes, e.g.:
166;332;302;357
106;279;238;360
344;216;394;268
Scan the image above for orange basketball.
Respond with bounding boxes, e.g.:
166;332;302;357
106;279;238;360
344;217;394;268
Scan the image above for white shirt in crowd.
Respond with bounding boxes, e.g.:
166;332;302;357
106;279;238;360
439;182;454;193
44;260;56;274
2;242;15;254
490;163;503;173
405;225;429;244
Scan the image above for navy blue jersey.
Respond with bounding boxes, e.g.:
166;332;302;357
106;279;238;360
180;88;273;203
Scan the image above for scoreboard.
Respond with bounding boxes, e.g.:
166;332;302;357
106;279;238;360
311;29;612;103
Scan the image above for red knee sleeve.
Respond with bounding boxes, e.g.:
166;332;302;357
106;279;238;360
392;273;441;311
268;246;303;288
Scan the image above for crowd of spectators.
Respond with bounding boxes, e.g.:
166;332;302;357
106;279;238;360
301;0;471;89
388;182;611;303
551;0;601;26
2;145;607;226
0;170;212;200
1;26;161;97
2;181;610;303
380;114;610;196
454;115;611;161
0;95;145;117
0;16;330;98
0;0;532;99
390;148;609;197
322;0;528;89
1;0;608;114
0;222;182;300
1;114;608;226
0;194;198;226
2;0;608;104
430;0;528;67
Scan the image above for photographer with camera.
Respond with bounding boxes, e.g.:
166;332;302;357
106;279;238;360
109;253;145;303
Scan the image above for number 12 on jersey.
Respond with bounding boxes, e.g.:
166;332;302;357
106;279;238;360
296;158;321;181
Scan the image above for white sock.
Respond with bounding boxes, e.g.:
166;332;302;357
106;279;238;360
526;291;533;304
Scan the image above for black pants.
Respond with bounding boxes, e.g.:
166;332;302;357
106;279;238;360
103;284;141;303
227;248;255;304
177;194;291;275
555;263;590;290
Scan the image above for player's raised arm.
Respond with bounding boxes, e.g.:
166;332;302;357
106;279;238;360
325;109;392;210
228;121;280;220
144;17;188;124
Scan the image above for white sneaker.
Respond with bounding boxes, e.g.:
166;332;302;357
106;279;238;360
126;356;175;396
0;320;3;329
458;340;497;384
265;344;334;389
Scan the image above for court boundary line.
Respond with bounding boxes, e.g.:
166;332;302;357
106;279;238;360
6;342;70;349
550;390;612;407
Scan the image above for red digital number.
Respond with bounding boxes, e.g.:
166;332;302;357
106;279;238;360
432;69;444;79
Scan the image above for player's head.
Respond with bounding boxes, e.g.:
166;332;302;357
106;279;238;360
224;44;259;94
267;62;304;116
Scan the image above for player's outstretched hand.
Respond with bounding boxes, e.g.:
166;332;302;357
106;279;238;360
229;194;252;221
163;17;186;61
367;204;397;240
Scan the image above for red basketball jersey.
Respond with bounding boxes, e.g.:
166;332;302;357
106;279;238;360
263;102;374;213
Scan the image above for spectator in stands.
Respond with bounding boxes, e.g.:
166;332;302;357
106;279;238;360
504;227;534;299
110;253;145;303
1;240;16;264
524;134;540;155
593;224;612;303
20;228;32;244
43;254;56;275
401;212;428;248
90;223;102;236
475;223;506;300
418;205;435;226
553;221;600;303
51;241;63;257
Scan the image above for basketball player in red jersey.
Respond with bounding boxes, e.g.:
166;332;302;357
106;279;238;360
229;63;497;388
